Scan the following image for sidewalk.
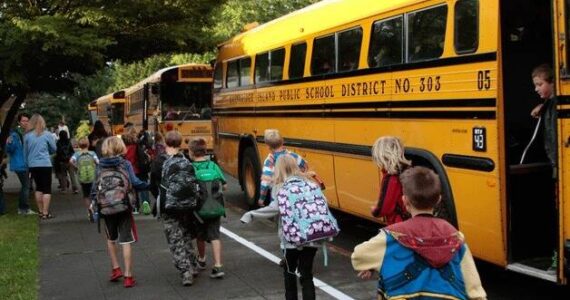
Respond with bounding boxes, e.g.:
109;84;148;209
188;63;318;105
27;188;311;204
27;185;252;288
29;174;375;300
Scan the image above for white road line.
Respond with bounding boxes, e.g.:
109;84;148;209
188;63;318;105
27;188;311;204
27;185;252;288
220;226;355;300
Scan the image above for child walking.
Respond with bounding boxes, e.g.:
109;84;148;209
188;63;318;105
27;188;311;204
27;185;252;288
91;136;148;288
352;166;487;300
242;155;335;300
70;137;99;222
189;138;227;279
370;136;411;225
258;129;308;207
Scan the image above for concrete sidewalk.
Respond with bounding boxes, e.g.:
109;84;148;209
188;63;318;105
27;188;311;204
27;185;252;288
29;173;374;300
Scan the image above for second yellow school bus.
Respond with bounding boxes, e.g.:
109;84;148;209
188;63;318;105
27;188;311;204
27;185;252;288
213;0;570;284
124;64;214;150
95;91;126;136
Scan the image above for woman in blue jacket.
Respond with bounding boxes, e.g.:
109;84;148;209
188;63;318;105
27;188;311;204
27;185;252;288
24;114;56;219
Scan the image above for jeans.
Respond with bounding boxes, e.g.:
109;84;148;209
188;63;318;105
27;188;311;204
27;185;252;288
0;189;5;214
15;171;30;211
283;247;317;300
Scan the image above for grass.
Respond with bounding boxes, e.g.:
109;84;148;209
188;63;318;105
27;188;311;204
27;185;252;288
0;193;38;300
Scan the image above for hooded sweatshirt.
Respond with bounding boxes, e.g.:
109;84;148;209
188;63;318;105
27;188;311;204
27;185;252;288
351;215;486;300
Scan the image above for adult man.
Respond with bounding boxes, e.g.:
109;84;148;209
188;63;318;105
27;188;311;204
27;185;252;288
6;113;36;215
57;121;70;139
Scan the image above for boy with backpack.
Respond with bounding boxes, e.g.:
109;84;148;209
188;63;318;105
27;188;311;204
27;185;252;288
70;137;99;222
158;131;201;286
91;136;149;288
189;138;227;279
351;166;486;300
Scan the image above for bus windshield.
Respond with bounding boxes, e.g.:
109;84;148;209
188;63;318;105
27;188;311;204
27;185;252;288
161;82;212;121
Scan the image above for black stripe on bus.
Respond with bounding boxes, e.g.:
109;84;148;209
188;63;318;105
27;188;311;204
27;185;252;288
214;52;497;92
213;98;496;112
214;110;496;120
558;109;570;118
442;154;495;172
218;132;241;140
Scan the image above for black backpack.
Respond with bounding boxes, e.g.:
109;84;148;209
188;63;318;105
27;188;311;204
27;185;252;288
159;153;200;212
136;143;151;174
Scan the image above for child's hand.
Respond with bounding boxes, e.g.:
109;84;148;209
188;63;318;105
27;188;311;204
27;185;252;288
357;270;376;280
257;199;265;207
531;103;544;118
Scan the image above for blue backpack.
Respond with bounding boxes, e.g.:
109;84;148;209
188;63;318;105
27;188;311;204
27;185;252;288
277;176;339;246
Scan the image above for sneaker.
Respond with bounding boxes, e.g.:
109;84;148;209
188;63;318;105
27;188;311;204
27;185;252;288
88;211;94;223
141;201;151;215
110;267;123;282
547;251;558;275
73;190;79;194
182;271;193;286
197;257;207;270
132;208;139;215
19;209;37;215
123;276;136;288
210;266;225;279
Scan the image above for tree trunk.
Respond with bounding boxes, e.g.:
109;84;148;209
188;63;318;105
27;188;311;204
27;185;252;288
0;90;25;159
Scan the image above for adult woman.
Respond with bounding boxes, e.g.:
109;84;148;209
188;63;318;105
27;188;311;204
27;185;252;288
88;120;108;157
24;114;57;219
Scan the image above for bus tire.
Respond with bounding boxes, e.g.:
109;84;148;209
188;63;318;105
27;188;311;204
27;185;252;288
241;147;261;208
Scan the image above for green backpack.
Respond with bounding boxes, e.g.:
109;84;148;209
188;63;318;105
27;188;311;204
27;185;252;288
77;152;96;183
193;161;225;219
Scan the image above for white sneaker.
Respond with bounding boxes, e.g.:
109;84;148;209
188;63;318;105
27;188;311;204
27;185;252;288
19;209;37;215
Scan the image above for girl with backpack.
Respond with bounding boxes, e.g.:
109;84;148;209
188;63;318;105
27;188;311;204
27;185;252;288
370;136;412;225
242;155;337;300
122;126;151;215
91;136;149;288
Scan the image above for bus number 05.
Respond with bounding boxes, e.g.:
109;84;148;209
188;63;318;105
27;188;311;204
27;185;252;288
477;70;491;90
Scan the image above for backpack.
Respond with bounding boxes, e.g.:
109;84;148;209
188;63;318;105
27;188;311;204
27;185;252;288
96;167;132;215
136;143;151;174
193;161;225;219
77;152;96;183
160;154;200;212
277;176;340;246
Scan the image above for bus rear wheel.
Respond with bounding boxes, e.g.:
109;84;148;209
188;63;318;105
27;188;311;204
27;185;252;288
241;147;260;208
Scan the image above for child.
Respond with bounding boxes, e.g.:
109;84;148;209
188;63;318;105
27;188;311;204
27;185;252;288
370;136;411;225
258;129;308;206
70;137;99;222
242;155;330;300
158;131;199;286
91;136;148;288
189;138;227;279
352;166;486;300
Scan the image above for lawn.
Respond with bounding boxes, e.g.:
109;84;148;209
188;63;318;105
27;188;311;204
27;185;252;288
0;196;38;300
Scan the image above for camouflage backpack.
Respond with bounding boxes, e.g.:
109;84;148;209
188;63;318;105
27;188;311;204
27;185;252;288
160;153;200;212
96;167;133;215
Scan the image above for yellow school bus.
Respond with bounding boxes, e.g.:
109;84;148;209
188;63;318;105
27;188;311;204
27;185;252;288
87;100;98;125
213;0;570;284
95;91;126;136
125;64;214;149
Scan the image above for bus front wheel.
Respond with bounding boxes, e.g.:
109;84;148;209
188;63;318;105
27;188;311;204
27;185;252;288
241;147;260;208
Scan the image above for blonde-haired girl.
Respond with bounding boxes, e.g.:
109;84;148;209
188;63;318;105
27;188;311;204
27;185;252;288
370;136;411;225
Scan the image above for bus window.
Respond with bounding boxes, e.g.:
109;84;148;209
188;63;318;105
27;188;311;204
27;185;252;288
111;103;124;125
407;5;448;62
255;52;270;83
311;34;335;75
270;48;285;81
214;63;223;89
227;60;239;88
289;42;307;79
338;27;362;72
454;0;479;54
369;16;403;68
239;57;251;86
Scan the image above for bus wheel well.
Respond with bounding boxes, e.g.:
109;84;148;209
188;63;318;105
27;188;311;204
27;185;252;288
405;147;459;228
238;136;257;188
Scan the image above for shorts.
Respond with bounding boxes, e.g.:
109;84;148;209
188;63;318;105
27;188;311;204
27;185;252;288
196;217;221;242
29;167;52;194
81;183;93;198
103;211;138;244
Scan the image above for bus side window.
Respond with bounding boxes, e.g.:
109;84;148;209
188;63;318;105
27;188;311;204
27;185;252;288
270;48;285;81
311;35;335;75
226;60;239;88
454;0;479;54
338;27;362;72
289;42;307;79
214;63;223;89
369;16;403;68
407;5;448;62
239;57;251;86
255;52;270;83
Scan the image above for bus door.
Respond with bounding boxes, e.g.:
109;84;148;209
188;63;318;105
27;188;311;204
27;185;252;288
553;0;570;284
